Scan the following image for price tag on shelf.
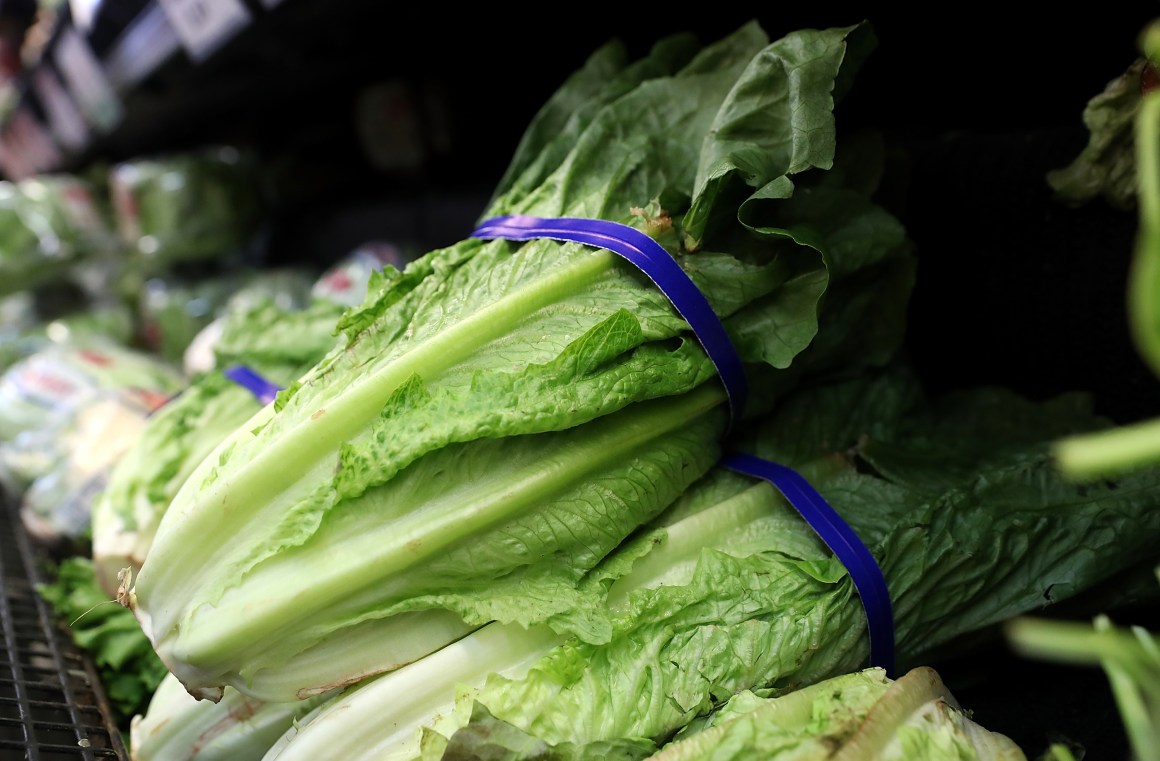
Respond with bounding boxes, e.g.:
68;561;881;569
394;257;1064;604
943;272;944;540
32;67;90;154
54;26;122;133
157;0;252;64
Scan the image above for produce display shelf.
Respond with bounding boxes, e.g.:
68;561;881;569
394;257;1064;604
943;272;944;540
0;498;128;760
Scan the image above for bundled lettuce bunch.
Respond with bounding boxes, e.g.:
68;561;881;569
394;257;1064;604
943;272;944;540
124;19;916;704
0;173;117;296
116;19;1160;761
0;293;136;373
256;358;1160;760
108;145;265;273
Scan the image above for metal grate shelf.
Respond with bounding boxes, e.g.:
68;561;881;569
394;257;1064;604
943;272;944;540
0;498;128;760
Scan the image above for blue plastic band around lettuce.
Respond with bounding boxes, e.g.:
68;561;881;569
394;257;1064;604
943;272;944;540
723;452;895;676
472;214;749;422
224;365;282;405
473;214;895;676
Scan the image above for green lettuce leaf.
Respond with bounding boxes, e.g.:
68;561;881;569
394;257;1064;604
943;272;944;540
35;557;169;728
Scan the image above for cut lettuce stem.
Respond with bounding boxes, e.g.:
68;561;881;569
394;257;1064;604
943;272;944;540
130;674;337;761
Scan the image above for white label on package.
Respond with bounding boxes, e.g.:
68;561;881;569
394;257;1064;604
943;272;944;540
7;355;97;412
158;0;252;63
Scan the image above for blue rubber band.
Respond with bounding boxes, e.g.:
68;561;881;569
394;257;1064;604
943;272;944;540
223;365;282;405
722;452;895;676
472;213;895;675
472;214;749;424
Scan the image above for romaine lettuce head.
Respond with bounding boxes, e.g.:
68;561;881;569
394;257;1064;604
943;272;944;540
124;20;913;705
0;180;80;295
261;362;1160;761
109;146;265;270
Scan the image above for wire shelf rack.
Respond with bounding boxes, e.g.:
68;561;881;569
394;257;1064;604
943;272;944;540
0;498;128;760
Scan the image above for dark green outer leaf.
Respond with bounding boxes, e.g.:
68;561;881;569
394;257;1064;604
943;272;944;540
683;23;873;246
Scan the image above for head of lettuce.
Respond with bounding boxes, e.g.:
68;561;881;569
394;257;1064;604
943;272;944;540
122;19;918;704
